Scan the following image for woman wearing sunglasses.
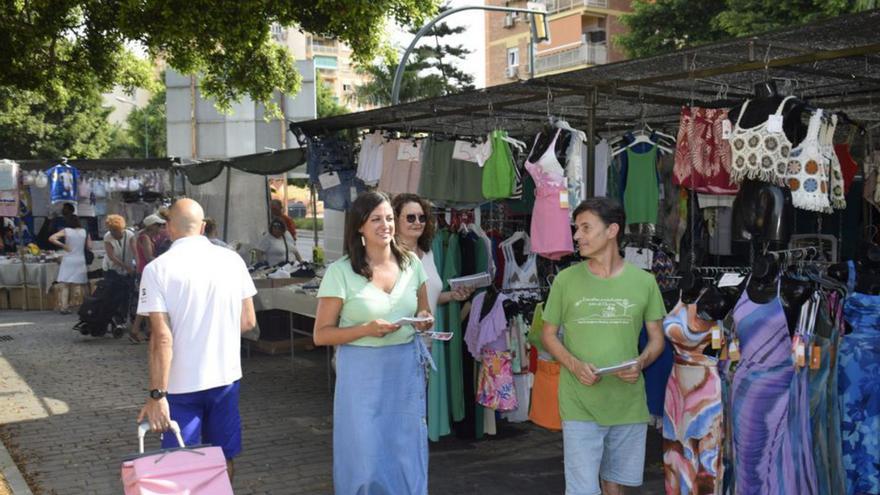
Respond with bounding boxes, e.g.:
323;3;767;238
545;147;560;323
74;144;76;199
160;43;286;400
392;194;475;333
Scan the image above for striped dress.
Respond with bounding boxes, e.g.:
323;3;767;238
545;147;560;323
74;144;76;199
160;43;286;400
730;285;817;495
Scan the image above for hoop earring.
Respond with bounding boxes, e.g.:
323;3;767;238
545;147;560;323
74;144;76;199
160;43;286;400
360;235;366;247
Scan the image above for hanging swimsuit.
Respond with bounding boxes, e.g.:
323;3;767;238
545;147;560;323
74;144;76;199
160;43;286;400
786;109;830;212
662;302;724;495
839;261;880;495
730;278;818;495
525;129;574;260
729;96;795;185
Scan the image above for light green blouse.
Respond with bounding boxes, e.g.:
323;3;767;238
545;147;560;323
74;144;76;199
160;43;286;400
317;254;428;347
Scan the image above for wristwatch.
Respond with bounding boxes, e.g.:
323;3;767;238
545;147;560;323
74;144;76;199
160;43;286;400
149;389;167;400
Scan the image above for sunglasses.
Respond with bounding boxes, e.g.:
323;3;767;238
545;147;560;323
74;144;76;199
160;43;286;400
405;214;428;224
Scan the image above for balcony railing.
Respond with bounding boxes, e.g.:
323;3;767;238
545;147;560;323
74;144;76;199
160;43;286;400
534;42;607;74
543;0;608;14
311;42;339;54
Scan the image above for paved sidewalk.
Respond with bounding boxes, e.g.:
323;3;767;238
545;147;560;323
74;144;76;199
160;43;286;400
0;311;664;494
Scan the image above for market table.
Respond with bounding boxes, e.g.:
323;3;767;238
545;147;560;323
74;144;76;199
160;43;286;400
250;283;333;394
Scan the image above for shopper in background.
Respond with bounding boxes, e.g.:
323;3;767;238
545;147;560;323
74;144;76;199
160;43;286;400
541;198;666;495
103;214;135;275
49;215;90;314
203;217;230;248
270;198;297;241
313;191;434;495
256;219;302;266
392;193;474;331
130;214;166;343
136;198;256;482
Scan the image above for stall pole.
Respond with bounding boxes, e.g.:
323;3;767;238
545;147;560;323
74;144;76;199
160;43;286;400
222;165;232;242
310;183;318;246
586;87;598;199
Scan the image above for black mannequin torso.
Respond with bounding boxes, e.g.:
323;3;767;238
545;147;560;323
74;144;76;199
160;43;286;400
732;180;795;247
528;125;572;167
746;254;815;334
678;271;704;304
696;283;742;321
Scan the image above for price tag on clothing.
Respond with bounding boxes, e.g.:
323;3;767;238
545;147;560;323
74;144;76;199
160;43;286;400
728;339;741;362
318;172;341;189
767;114;784;134
722;119;732;140
718;272;745;288
796;341;806;368
350;186;358;203
559;191;569;209
810;344;821;370
711;325;722;350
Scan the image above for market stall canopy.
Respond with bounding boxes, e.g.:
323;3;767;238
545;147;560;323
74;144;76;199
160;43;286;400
177;148;306;185
292;9;880;138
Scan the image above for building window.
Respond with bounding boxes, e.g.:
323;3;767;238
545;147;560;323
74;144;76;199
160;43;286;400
585;30;606;44
342;84;352;92
507;47;520;68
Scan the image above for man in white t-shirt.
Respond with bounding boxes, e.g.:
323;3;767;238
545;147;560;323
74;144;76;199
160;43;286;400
136;198;257;480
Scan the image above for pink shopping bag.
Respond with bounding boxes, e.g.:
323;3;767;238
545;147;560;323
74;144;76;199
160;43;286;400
121;421;233;495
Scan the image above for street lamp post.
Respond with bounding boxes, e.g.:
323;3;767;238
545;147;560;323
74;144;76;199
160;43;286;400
115;96;149;158
391;4;550;105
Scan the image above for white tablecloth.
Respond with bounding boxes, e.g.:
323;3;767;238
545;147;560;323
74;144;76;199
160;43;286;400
253;286;318;317
0;263;59;293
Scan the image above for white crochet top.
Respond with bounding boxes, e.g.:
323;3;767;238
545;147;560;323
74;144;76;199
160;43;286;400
821;114;847;210
729;96;796;185
786;109;830;212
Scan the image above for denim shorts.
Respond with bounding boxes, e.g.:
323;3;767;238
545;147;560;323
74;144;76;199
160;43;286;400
562;420;647;495
161;380;242;460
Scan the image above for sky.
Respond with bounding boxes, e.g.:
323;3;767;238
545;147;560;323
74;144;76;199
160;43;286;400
389;0;487;88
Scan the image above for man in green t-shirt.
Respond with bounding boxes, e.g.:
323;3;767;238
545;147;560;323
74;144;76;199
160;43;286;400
542;197;666;495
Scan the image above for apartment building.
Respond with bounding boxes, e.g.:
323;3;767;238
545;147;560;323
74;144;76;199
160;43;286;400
485;0;632;87
271;25;373;112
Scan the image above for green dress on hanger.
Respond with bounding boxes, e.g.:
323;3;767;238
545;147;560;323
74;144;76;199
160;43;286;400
623;145;660;224
427;230;452;442
443;231;466;423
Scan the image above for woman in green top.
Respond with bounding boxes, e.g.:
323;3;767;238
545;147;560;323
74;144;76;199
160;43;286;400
314;191;435;495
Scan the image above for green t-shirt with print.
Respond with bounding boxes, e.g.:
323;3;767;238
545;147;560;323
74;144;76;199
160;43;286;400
317;254;427;347
542;261;666;426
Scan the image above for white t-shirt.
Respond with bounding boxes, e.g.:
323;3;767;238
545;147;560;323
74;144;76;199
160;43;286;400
137;235;257;394
257;231;296;266
421;251;444;331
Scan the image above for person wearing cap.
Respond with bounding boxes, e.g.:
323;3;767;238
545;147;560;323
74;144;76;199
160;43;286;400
130;214;166;343
256;218;302;266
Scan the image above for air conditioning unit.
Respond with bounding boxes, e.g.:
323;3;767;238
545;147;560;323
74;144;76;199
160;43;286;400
506;66;518;78
503;13;515;28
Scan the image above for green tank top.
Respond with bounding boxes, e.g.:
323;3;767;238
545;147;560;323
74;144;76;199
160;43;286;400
623;146;660;225
482;130;516;199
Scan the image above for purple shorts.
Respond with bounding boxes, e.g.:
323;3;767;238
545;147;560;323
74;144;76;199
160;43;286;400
162;380;242;460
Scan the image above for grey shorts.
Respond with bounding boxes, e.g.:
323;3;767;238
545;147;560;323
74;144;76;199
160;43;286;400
562;420;647;495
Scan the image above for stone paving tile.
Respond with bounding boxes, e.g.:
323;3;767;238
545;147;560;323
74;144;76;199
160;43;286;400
0;310;663;494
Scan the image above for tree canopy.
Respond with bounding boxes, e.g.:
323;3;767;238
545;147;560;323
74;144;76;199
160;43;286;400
617;0;877;59
0;0;439;110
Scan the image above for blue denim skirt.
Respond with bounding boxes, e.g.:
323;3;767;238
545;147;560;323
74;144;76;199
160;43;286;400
333;339;433;495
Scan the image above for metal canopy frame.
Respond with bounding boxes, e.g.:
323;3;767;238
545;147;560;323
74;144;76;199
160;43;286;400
293;9;880;140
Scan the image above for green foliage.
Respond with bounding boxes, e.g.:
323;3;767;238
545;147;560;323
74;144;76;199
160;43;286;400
353;3;474;106
294;218;324;231
0;85;115;159
618;0;871;59
0;0;439;111
317;76;349;118
104;85;168;159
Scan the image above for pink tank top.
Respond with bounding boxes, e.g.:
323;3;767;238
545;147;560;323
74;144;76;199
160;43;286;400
525;130;574;260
